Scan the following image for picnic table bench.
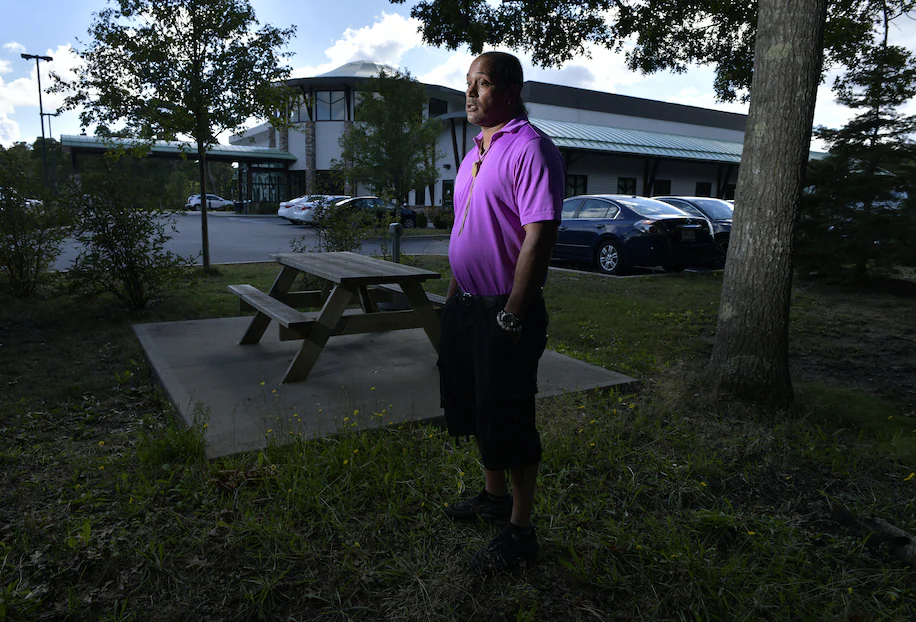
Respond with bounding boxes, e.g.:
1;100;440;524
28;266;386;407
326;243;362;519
229;252;442;384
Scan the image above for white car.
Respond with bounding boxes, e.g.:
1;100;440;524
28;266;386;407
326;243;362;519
186;194;234;211
278;195;310;221
289;195;350;225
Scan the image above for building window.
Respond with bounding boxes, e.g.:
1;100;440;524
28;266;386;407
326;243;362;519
442;180;454;208
290;171;307;198
565;174;587;198
695;181;712;197
429;98;448;118
653;179;671;196
414;185;425;205
723;184;736;200
617;177;636;194
316;91;346;121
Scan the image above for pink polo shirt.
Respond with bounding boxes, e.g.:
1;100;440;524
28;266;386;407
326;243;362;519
448;116;565;296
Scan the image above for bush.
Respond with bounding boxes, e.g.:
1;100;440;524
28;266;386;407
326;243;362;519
0;145;71;296
255;201;279;215
415;211;428;229
431;207;454;230
62;164;196;310
290;199;375;254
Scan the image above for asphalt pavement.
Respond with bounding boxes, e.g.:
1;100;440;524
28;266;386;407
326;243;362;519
54;211;450;271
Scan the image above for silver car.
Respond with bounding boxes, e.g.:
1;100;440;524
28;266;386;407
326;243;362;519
289;195;350;225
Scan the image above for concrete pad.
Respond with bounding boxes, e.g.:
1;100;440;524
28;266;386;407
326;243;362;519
134;317;637;458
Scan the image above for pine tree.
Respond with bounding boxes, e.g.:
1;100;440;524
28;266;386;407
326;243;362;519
799;9;916;279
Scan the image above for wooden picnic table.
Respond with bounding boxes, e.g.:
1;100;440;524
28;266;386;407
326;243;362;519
229;252;442;384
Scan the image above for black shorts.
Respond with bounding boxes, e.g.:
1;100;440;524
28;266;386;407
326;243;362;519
437;291;548;470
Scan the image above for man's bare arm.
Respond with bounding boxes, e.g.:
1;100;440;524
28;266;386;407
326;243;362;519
446;275;459;299
505;220;559;318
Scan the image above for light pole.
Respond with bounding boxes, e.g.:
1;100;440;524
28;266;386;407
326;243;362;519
21;53;54;186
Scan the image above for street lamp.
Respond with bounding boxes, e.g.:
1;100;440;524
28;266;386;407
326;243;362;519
21;53;54;186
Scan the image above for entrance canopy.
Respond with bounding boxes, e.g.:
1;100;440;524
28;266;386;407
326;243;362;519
60;134;297;164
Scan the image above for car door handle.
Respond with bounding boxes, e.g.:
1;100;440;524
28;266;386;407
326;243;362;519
559;226;568;231
595;224;605;229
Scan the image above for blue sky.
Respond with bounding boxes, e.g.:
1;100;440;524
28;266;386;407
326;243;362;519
2;0;915;149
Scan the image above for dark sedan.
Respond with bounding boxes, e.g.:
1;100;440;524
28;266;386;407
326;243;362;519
553;195;715;274
335;196;418;228
654;196;734;268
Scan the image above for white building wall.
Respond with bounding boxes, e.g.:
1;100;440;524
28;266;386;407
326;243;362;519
287;125;307;170
528;103;746;143
567;154;733;197
315;122;346;169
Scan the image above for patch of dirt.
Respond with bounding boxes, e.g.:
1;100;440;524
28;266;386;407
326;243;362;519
790;276;916;414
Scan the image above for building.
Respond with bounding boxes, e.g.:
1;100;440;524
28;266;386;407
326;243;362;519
229;60;750;206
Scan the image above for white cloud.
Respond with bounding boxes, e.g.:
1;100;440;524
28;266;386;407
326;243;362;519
3;42;26;54
0;60;11;75
0;44;82;147
417;42;649;96
416;51;476;91
290;12;424;78
0;113;20;144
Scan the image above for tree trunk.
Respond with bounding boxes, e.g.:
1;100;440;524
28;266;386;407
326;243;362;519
197;142;211;272
708;0;828;404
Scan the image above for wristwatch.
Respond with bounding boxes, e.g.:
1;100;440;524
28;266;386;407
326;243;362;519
496;309;523;334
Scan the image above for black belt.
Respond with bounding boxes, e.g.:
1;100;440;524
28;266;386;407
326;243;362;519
455;290;510;308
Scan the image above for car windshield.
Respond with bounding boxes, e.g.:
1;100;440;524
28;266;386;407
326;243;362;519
691;198;734;220
616;197;687;218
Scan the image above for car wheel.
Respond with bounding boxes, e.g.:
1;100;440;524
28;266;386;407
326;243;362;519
596;239;624;275
402;217;416;229
713;237;729;269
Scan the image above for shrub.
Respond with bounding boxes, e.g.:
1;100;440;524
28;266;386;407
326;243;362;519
415;211;428;229
431;208;454;230
255;201;279;215
290;198;375;254
0;145;71;296
62;164;196;310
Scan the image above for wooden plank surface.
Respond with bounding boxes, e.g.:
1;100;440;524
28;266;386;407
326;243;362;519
228;284;313;330
278;309;422;341
401;281;442;353
282;285;354;383
373;283;447;306
274;252;439;286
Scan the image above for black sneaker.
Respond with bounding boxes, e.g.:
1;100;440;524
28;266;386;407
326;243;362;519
444;489;512;523
470;524;539;573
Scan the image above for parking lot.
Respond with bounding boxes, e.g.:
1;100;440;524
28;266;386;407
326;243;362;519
54;211;450;271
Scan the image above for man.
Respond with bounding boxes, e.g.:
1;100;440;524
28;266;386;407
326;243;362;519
438;51;566;572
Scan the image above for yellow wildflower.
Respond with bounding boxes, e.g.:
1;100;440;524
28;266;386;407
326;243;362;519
905;472;915;482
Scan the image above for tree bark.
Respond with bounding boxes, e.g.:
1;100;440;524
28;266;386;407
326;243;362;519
708;0;828;404
197;142;211;272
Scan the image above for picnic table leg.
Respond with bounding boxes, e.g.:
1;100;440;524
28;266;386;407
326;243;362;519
282;284;354;383
357;285;376;313
240;266;300;344
401;282;441;353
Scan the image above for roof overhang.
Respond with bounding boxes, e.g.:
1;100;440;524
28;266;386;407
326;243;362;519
531;117;743;164
60;134;297;164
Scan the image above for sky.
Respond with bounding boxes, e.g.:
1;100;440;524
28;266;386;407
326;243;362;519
2;0;916;151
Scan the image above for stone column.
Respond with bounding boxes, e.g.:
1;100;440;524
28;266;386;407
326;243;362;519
305;121;317;194
280;127;289;152
268;125;276;149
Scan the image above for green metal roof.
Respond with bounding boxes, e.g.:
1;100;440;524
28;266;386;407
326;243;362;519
60;134;297;162
530;118;743;164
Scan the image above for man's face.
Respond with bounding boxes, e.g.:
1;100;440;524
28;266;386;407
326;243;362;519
466;56;516;129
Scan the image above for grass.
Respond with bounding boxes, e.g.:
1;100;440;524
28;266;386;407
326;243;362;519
1;260;915;620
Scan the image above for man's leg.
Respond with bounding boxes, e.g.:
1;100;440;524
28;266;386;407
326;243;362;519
508;463;538;528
